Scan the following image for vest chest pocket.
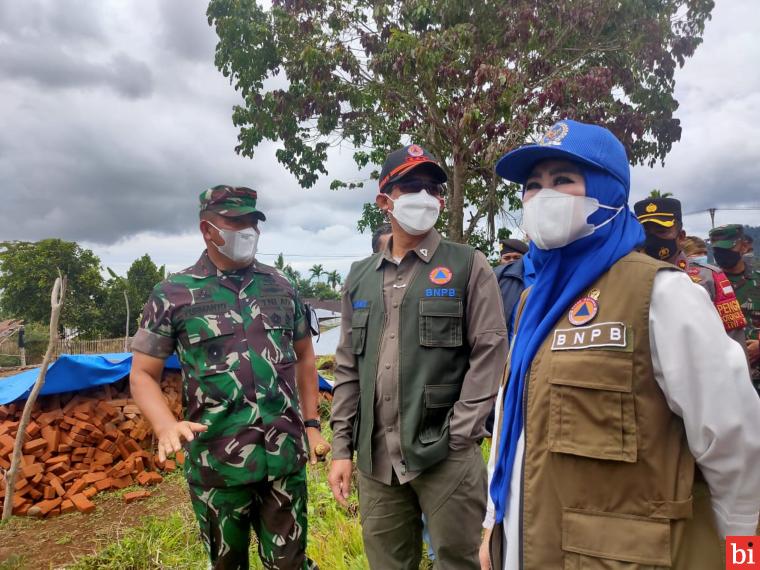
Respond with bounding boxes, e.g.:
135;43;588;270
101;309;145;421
351;309;370;355
419;298;463;348
548;352;637;463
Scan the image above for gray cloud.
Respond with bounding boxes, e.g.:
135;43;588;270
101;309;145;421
1;0;757;270
0;44;153;98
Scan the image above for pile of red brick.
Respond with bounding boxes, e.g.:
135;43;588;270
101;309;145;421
0;372;183;518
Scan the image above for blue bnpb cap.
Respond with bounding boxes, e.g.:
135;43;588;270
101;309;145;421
495;120;630;190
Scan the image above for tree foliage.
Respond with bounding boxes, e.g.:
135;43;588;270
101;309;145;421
208;0;714;243
0;241;166;339
99;255;166;338
276;254;340;300
649;189;674;198
0;240;103;336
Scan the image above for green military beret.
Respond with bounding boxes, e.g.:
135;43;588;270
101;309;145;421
709;224;743;249
199;185;266;220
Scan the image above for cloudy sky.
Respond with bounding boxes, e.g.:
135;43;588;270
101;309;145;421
1;0;758;278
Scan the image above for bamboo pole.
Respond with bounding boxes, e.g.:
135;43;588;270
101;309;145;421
2;274;66;520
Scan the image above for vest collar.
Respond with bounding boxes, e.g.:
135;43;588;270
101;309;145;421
375;229;442;269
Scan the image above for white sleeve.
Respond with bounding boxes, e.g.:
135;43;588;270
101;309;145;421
483;384;504;529
649;270;760;537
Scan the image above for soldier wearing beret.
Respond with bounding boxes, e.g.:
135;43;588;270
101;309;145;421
130;185;329;569
710;224;760;393
634;197;747;349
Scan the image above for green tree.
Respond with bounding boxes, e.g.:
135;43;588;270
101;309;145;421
99;255;165;338
309;264;325;283
0;239;104;337
208;0;713;243
326;270;342;290
649;189;674;198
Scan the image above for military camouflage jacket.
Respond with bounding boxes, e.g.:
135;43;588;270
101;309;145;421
727;265;760;341
132;251;311;487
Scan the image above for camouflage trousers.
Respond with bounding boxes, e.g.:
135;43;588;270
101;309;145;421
188;467;318;570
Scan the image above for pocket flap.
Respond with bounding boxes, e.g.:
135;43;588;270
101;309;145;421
186;314;237;345
549;352;633;392
352;309;370;328
562;508;671;566
419;298;463;317
424;383;461;408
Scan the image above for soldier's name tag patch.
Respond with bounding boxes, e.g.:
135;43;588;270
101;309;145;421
425;288;456;297
429;267;453;285
184;302;227;317
551;322;627;351
353;300;368;309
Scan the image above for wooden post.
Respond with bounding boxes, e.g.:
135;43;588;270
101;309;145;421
18;325;26;367
2;274;66;520
123;289;130;352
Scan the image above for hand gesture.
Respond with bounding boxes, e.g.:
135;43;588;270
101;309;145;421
156;421;207;462
327;458;353;507
305;427;331;464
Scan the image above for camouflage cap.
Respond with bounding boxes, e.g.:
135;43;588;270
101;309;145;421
199;185;266;220
709;224;743;249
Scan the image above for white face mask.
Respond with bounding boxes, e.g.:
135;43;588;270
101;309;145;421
690;255;708;265
207;222;259;264
522;188;623;250
387;191;441;236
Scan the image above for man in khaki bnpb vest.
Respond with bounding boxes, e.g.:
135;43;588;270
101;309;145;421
328;144;509;569
483;120;760;570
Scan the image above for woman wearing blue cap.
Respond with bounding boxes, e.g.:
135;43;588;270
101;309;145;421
480;121;760;569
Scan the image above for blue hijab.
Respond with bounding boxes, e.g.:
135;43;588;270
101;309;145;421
489;167;645;523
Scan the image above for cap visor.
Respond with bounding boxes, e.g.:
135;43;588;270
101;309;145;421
711;240;735;249
384;161;447;189
495;145;608;185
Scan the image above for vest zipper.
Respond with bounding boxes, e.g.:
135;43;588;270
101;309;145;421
519;365;530;570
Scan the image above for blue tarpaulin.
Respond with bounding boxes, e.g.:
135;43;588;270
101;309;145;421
0;352;332;405
0;353;180;405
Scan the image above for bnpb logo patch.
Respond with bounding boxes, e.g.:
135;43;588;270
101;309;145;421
568;296;599;326
429;267;453;285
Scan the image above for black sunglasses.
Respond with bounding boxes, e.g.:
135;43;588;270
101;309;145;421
393;180;445;196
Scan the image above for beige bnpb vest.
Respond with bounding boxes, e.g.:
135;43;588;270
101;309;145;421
491;252;722;569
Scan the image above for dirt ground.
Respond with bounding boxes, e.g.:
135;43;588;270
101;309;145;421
0;474;189;569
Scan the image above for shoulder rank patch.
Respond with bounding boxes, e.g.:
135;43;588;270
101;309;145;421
568;296;598;326
552;322;627;351
429;266;453;285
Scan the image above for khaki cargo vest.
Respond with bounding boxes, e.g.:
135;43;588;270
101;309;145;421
347;240;475;474
516;252;721;568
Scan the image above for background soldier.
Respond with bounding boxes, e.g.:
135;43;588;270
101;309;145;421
709;224;760;393
634;197;747;349
130;186;328;570
329;145;508;569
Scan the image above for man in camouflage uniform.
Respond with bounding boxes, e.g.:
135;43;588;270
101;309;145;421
635;198;747;348
130;186;329;570
710;224;760;394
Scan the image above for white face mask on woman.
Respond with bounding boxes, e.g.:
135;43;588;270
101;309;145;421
207;222;259;264
522;188;623;250
388;191;441;236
